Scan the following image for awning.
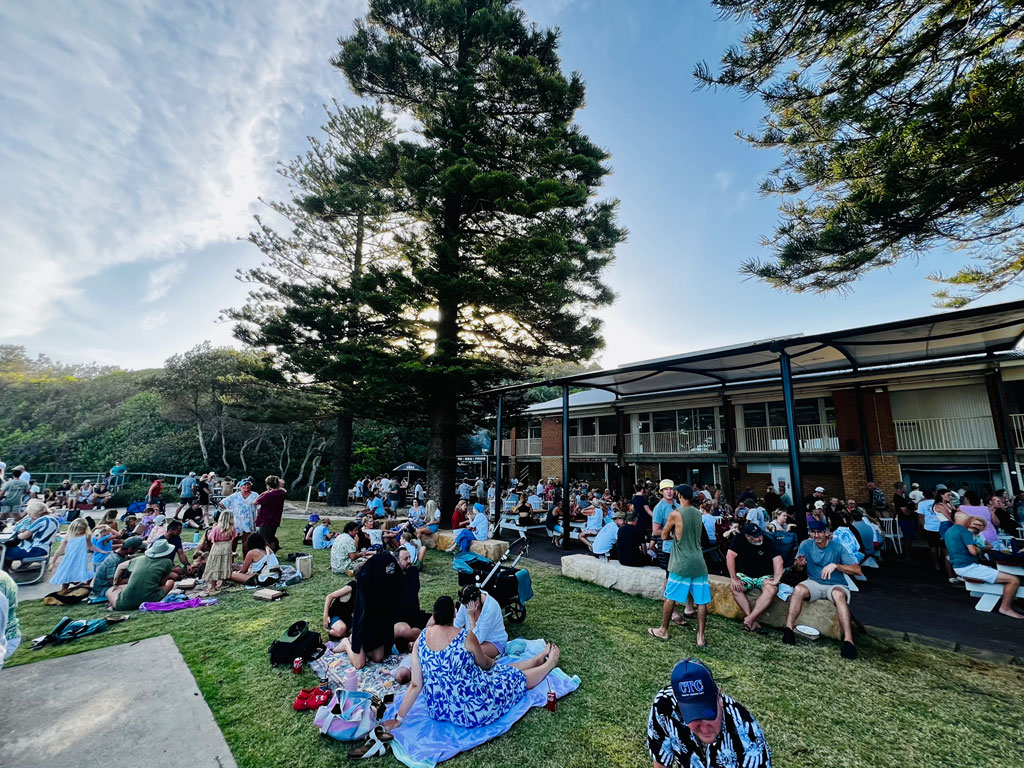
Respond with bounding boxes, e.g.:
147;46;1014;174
489;300;1024;397
392;462;425;473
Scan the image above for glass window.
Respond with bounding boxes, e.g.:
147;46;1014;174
652;410;677;433
598;415;617;435
528;422;542;440
568;419;579;437
767;402;788;427
637;413;651;434
580;418;597;436
677;409;693;431
696;407;716;431
822;396;835;424
743;403;768;428
794;398;820;426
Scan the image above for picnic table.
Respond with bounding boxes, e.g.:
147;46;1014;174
964;561;1024;612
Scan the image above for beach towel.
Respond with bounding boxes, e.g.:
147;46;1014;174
385;643;580;768
139;597;217;612
310;650;410;701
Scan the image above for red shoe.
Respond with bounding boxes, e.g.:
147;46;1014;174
294;686;331;711
292;687;319;710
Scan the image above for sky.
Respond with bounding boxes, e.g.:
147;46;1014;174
1;0;1017;371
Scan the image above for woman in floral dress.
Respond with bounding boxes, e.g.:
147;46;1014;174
218;478;256;552
381;596;561;730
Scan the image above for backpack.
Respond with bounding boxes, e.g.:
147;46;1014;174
122;501;148;521
32;616;108;650
268;621;324;666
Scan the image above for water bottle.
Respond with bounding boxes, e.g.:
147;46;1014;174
344;667;359;692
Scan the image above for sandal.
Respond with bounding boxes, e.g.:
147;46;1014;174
348;731;388;760
374;725;394;743
647;628;668;641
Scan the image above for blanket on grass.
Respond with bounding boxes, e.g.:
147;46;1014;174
386;641;580;768
309;649;410;701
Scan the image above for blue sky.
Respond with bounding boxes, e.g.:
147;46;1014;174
2;0;1013;370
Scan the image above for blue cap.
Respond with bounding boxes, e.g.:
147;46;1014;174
473;502;485;514
808;519;828;532
670;658;719;723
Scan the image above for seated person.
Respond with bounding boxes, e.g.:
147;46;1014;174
366;491;386;519
336;549;403;669
945;512;1023;619
590;510;625;557
77;481;93;508
41;488;59;509
783;520;862;658
55;480;72;508
527;491;543;511
151;520;194;578
331;521;372;575
228;533;279;584
108;539;177;610
768;508;793;532
850;510;879;561
449;503;489;553
381;596;560;731
145;514;169;544
360;515;385;549
311;518;334;550
4;501;59;568
576;502;605;550
726;522;784;634
405;498;426;529
121;515;139;539
302;511;321;544
514;497;539;526
91;536;145;600
89;483;113;509
323;582;356;640
545;501;566;548
180;500;206;530
450;499;469;530
830;519;865;565
399;529;425;567
616;510;652;566
393;547;431;656
90;524;117;566
414;500;441;538
454;584;508;658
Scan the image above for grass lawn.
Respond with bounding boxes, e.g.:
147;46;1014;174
8;519;1024;768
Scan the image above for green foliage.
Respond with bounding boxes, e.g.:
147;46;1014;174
698;1;1024;305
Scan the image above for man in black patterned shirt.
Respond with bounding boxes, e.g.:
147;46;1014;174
648;658;771;768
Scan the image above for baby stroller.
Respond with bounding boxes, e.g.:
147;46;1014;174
452;536;533;623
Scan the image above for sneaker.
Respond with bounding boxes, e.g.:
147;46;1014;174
948;577;962;584
782;627;796;645
841;641;858;660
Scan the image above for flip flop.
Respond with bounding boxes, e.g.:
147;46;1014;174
647;628;668;641
670;617;689;627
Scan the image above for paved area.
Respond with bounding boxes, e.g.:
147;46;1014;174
0;635;237;768
504;530;1024;660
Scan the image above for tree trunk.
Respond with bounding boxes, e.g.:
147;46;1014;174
278;433;292;481
196;421;209;465
291;434;320;490
328;412;352;507
219;422;230;473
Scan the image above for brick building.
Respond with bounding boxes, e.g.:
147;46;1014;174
495;303;1024;508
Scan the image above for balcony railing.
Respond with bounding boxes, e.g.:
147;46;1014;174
736;423;839;453
515;438;542;456
501;439;513;455
623;429;723;455
568;434;616;455
894;416;997;451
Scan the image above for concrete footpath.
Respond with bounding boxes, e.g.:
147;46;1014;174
0;635;236;768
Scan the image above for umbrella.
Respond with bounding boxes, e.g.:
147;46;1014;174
393;462;425;473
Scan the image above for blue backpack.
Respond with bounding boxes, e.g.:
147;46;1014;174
32;616;108;650
122;500;148;520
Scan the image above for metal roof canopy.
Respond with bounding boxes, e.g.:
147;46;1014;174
487;300;1024;397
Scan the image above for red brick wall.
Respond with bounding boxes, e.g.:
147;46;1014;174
834;386;896;453
541;416;562;455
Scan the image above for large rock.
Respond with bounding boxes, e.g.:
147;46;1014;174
560;555;844;640
435;532;509;561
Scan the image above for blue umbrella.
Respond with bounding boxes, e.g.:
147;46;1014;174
393;462;425;473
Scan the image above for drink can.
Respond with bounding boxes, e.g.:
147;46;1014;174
545;690;557;712
292;657;304;674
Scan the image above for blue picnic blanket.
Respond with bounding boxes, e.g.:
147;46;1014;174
386;642;580;768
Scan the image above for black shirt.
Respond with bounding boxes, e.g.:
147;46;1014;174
632;494;652;532
182;507;203;524
616;523;647;567
728;535;778;578
763;491;782;512
196;480;211;503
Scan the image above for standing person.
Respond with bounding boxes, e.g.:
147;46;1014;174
219;478;257;553
908;482;925;504
649;485;711;646
195;473;212;525
255;475;286;544
109;460;128;488
1;570;21;666
777;480;793;510
204;509;236;592
175;472;198;517
146;475;165;512
632;483;653;533
48;519;99;588
648;658;771;768
917;489;943;574
415;479;425;504
317;478;328;502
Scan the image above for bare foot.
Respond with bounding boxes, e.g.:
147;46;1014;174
696;633;707;647
998;607;1024;619
547;644;561;667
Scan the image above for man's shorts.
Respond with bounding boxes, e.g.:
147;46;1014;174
664;572;711;605
953;563;1000;583
800;579;851;604
737;574;771;590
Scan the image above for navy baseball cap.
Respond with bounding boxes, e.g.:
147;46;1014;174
742;522;763;537
674;484;694;501
670;658;719;723
808;519;828;532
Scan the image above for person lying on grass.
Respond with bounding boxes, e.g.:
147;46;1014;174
228;533;278;585
648;658;771;768
381;595;561;732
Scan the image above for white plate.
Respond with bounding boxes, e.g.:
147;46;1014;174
795;624;820;639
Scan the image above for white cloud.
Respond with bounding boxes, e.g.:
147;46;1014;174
0;0;362;339
139;310;169;331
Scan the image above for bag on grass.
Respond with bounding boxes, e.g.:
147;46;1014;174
314;690;376;742
268;620;324;666
42;586;92;606
32;616;108;650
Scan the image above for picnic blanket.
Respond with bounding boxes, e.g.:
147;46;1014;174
139;596;218;612
385;641;580;768
309;649;410;701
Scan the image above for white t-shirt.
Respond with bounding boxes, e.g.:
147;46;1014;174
909;489;925;504
536;482;544;495
918;499;939;531
592;520;619;555
454;591;507;647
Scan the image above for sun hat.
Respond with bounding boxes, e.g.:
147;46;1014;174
658;479;674;490
145;539;176;559
473;502;485;514
153;515;167;525
612;510;625;519
670;658;719;724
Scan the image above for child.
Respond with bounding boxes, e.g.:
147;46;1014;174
138;507;158;538
49;519;99;588
302;511;322;544
204;509;236;592
102;509;120;534
90;524;117;566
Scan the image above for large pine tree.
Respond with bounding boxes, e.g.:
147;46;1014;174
335;0;625;520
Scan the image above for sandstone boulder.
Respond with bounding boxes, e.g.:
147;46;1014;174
434;532;508;561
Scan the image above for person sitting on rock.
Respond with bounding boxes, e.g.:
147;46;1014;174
783;520;862;659
589;510;625;559
616;510;652;566
448;503;489;553
726;523;784;635
577;499;606;550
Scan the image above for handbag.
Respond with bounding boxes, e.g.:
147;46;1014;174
268;621;325;666
314;690;375;742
